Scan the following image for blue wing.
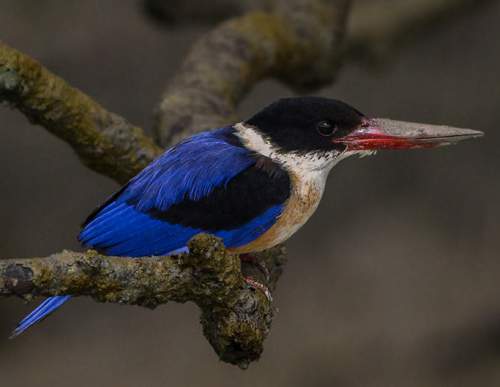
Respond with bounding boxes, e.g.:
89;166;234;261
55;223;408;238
78;127;289;257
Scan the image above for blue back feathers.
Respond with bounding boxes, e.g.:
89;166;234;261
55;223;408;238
118;129;255;213
79;127;284;256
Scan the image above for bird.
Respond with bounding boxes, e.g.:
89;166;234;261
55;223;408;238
11;97;483;337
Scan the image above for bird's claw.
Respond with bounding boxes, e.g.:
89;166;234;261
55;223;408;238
244;276;273;302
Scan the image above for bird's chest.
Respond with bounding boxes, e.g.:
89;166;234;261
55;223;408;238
233;170;326;253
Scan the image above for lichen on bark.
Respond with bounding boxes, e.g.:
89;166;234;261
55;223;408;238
0;41;162;183
0;234;285;368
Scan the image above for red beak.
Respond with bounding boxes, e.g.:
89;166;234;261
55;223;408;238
334;118;484;150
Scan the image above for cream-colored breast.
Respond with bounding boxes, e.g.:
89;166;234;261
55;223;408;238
230;170;326;253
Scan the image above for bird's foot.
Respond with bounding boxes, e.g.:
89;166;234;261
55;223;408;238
240;254;273;301
244;276;273;302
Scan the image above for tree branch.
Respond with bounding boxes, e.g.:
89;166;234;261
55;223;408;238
154;0;351;147
0;41;162;183
0;234;286;368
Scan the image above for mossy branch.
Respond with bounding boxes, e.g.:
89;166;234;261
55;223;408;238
0;234;286;368
0;41;162;183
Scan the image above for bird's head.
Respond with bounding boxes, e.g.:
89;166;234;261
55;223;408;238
237;97;483;173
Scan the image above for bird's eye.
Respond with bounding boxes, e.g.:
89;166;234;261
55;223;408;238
316;121;337;136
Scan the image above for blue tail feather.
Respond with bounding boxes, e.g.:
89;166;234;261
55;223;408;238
11;296;72;338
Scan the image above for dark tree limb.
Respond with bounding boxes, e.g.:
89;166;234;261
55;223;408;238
0;234;286;368
0;41;162;183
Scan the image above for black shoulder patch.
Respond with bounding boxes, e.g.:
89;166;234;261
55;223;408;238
144;155;291;230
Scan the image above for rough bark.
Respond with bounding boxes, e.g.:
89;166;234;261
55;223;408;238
0;41;162;183
0;234;286;368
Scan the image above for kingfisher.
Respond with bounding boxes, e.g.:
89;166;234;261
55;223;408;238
12;97;482;337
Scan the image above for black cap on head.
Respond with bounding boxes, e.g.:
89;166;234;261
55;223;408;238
246;97;365;153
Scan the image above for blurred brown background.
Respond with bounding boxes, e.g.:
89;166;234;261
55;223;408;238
1;1;500;386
